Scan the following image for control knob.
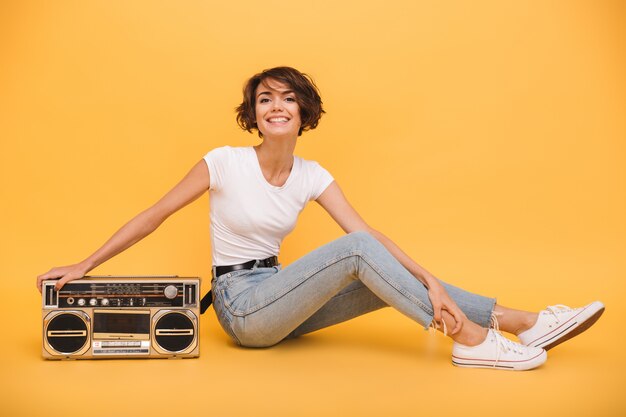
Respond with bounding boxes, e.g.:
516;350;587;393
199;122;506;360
77;298;86;306
89;298;98;307
164;285;178;299
101;298;110;306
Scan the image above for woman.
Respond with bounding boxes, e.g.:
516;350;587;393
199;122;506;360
37;66;604;370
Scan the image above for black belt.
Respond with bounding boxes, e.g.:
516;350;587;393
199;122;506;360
213;256;278;278
200;256;279;314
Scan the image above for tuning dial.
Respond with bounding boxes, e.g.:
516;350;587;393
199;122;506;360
89;298;98;307
101;298;110;306
164;285;178;299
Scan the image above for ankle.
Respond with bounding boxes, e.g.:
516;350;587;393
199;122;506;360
514;312;539;336
454;324;488;347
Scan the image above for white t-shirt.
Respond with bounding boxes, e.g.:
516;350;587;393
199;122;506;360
203;146;334;266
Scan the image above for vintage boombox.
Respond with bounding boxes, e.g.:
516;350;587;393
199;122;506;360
42;276;200;359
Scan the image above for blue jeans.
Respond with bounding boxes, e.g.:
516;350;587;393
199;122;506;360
211;231;496;347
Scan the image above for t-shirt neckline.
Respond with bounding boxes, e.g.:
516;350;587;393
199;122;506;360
249;146;299;191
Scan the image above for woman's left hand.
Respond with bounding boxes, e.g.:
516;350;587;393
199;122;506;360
426;279;467;335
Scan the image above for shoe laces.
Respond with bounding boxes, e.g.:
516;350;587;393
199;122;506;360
545;304;574;323
487;311;527;364
429;318;448;337
490;311;502;332
491;330;527;367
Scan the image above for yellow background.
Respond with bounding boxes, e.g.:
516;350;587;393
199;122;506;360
1;0;625;416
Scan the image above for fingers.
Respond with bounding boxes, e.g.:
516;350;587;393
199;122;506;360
434;302;465;335
447;306;466;335
433;303;442;325
36;266;85;293
450;310;464;335
36;270;60;293
429;289;466;335
55;272;84;291
55;276;71;291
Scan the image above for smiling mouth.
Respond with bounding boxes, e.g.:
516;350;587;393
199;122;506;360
267;117;290;123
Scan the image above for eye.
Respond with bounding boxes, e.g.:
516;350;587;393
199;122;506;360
259;98;270;103
285;97;296;102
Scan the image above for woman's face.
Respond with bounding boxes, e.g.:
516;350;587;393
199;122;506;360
254;78;302;138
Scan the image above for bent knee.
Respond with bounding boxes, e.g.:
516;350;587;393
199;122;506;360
238;338;281;349
236;332;283;348
345;230;382;255
345;230;377;246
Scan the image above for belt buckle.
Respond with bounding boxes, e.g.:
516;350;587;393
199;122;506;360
263;257;275;268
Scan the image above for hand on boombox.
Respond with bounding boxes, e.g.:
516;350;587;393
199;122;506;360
37;262;90;293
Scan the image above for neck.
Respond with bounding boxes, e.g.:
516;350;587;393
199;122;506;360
254;135;297;184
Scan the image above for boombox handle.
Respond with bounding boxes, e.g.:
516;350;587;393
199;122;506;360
200;290;213;314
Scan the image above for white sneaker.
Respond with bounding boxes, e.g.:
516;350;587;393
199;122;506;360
518;301;605;350
452;329;547;371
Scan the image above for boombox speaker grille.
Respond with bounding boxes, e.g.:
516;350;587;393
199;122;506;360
46;313;89;354
154;312;195;353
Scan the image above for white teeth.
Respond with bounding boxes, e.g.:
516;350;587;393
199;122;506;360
268;117;289;123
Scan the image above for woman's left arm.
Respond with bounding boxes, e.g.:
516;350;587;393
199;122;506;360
316;181;467;334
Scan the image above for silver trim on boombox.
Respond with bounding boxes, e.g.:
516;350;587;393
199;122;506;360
152;309;198;355
43;310;91;356
41;276;201;360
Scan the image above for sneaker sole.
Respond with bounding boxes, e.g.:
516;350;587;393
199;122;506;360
452;350;547;371
532;303;605;351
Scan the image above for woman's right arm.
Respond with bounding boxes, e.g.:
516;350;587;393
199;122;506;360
36;159;210;292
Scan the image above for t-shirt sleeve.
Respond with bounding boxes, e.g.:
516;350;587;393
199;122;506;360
203;146;230;191
309;161;335;201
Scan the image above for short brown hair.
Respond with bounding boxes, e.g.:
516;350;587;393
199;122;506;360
236;66;325;138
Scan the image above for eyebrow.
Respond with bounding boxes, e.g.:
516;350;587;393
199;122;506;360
256;89;295;98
